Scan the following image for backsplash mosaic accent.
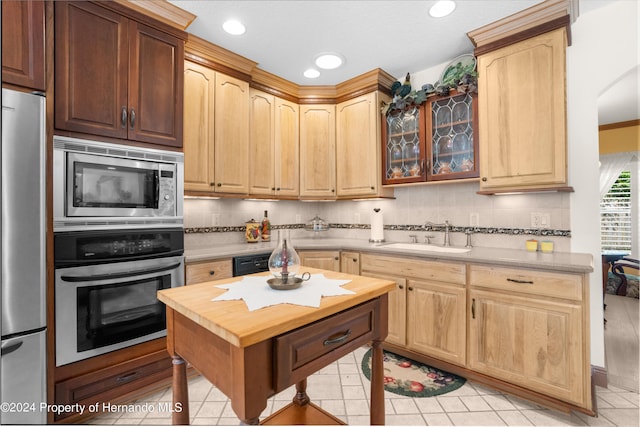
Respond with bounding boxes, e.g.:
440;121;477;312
185;223;570;237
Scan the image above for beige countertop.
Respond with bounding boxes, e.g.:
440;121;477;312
185;237;594;274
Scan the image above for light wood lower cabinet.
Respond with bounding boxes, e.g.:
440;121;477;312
185;258;232;285
299;250;340;272
361;254;466;366
468;264;590;409
407;279;466;367
340;251;360;275
358;270;406;347
358;253;591;412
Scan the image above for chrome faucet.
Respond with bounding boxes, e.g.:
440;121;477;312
424;220;451;246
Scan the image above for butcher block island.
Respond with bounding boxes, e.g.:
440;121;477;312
157;267;395;425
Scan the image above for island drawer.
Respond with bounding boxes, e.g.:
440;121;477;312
469;264;582;301
186;258;233;285
361;253;466;285
274;298;381;390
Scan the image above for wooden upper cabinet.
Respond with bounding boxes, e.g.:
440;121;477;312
249;89;276;195
54;1;184;147
477;28;568;193
250;92;300;197
336;92;392;198
2;0;45;91
214;73;249;194
299;104;336;199
127;21;183;146
183;60;215;192
274;98;300;197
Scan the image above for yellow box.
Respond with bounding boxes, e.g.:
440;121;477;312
540;241;554;253
526;240;538;252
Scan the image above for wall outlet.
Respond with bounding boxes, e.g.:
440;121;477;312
211;213;220;226
354;212;361;223
531;212;550;228
295;214;301;223
531;212;540;228
470;212;479;227
540;213;550;228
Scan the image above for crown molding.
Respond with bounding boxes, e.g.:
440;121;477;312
467;0;578;50
113;0;196;30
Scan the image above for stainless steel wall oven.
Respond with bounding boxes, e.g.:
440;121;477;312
54;228;184;367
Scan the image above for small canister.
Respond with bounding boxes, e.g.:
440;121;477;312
540;241;554;253
245;219;261;243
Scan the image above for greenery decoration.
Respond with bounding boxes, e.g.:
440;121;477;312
381;64;478;115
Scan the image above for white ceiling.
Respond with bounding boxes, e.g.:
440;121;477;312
170;0;635;125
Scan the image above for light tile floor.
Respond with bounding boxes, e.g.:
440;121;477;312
88;346;639;426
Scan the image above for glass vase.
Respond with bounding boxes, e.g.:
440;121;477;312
268;229;300;281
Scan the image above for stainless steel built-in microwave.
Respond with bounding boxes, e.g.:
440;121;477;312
53;136;184;231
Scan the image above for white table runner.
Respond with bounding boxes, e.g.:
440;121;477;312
212;273;354;311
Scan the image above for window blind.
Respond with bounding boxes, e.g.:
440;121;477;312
600;171;632;251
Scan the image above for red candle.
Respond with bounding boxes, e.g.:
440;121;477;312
281;239;288;275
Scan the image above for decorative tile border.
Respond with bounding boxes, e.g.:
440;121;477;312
185;223;570;237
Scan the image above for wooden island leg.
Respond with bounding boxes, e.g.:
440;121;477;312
370;340;385;425
293;379;310;406
172;356;189;425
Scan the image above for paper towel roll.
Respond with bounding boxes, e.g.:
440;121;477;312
370;209;385;242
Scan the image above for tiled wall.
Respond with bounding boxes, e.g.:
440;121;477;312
185;182;571;252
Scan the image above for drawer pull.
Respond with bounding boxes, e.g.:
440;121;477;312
116;372;138;383
323;329;352;346
471;298;476;319
209;270;215;276
507;278;534;284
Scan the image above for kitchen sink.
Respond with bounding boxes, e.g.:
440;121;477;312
380;243;471;253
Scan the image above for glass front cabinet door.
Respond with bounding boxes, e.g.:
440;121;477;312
427;91;479;181
382;90;478;185
382;104;427;184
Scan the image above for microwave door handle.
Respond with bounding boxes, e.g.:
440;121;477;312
155;170;160;209
60;262;182;283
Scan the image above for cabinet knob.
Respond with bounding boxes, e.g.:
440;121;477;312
209;271;215;276
210;182;215;186
334;257;339;260
398;284;404;289
276;187;281;191
370;186;374;190
352;258;357;262
482;177;487;182
408;287;414;291
217;183;222;187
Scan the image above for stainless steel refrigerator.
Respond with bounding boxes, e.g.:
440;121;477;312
1;88;47;424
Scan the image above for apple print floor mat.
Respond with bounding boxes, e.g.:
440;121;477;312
361;348;466;397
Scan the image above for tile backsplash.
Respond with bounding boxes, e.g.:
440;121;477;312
184;182;571;252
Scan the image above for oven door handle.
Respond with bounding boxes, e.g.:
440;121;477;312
59;262;182;283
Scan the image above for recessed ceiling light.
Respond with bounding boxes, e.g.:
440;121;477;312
429;1;456;18
222;19;246;35
304;68;320;78
315;53;344;70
